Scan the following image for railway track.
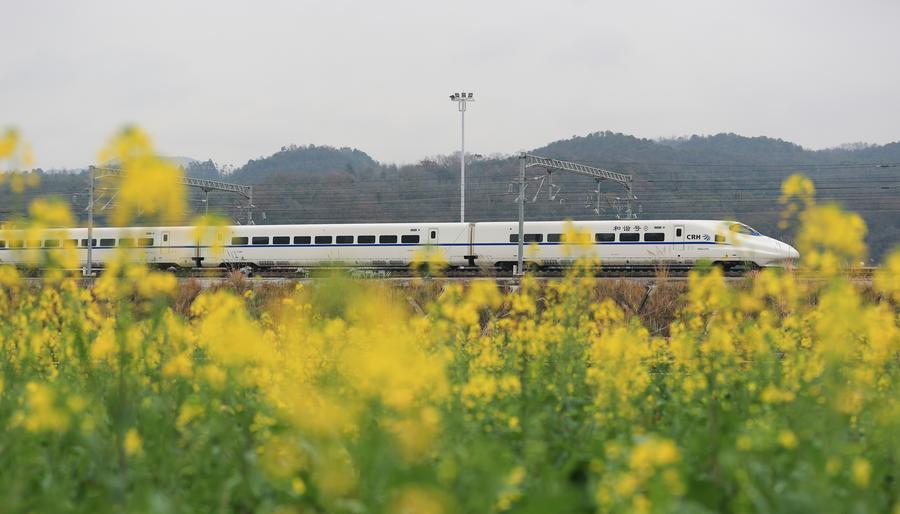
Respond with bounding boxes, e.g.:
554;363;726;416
173;266;749;281
17;266;877;286
170;265;875;280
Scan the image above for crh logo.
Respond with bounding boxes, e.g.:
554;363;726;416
687;234;704;240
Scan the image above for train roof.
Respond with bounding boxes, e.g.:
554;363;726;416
13;220;747;232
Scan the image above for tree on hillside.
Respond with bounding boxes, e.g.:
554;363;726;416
185;159;222;180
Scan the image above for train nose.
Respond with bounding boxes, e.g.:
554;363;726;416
779;242;799;261
774;241;799;265
787;245;799;260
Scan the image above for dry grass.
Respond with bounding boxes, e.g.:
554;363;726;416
176;276;692;335
173;278;202;316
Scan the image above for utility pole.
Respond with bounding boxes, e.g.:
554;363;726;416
517;155;525;275
85;165;95;277
247;186;254;225
449;92;474;222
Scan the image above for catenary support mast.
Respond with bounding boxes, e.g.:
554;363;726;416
83;166;254;276
515;153;636;275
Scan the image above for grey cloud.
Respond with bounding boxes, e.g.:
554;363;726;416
1;0;898;169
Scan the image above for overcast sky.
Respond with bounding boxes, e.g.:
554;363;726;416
3;0;899;169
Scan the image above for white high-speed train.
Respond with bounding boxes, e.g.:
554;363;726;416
0;220;798;271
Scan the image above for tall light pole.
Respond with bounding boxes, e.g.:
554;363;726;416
449;92;474;222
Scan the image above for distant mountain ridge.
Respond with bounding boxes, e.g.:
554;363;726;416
184;131;899;182
9;130;898;261
533;131;900;168
36;132;900;178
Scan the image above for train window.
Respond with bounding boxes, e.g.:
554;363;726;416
44;240;60;248
358;235;376;244
676;228;682;237
27;240;41;248
729;223;760;236
10;240;24;248
231;237;248;246
64;239;78;248
0;241;5;248
430;230;436;239
272;236;290;245
252;236;270;245
336;235;354;244
315;236;333;244
163;234;168;242
644;233;664;242
595;233;615;242
547;233;562;243
619;233;639;242
100;238;116;247
81;239;96;247
379;235;398;244
118;238;136;247
715;234;726;243
509;234;543;243
138;238;154;247
293;236;311;245
401;235;420;244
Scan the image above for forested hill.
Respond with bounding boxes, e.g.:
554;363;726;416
185;132;900;182
218;144;380;183
5;131;899;261
534;131;900;167
171;131;900;261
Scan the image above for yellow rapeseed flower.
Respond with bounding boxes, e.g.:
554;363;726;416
18;382;70;433
176;402;205;430
873;248;900;302
124;428;144;457
777;429;798;450
291;478;306;495
391;485;445;514
0;128;19;159
852;458;871;487
796;204;867;274
98;126;186;225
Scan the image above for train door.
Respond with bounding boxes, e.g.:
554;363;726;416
161;231;172;263
673;225;685;263
424;227;441;265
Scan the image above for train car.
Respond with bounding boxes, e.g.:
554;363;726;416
0;219;798;272
471;220;798;270
217;222;470;268
0;225;189;269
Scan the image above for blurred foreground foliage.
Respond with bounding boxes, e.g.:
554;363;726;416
0;129;899;513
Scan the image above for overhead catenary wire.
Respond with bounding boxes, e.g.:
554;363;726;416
3;161;897;226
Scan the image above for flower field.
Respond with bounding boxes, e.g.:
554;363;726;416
1;128;899;513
